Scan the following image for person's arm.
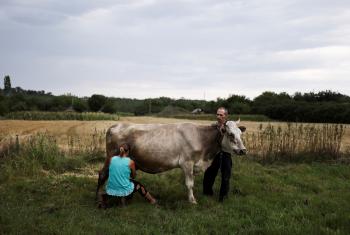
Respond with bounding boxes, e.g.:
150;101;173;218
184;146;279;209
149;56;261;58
129;159;136;179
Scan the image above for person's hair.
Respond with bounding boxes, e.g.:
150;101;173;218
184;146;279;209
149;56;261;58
217;107;228;115
119;143;130;153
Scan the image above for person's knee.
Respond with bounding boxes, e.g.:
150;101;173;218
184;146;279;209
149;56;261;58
141;187;146;195
135;183;147;196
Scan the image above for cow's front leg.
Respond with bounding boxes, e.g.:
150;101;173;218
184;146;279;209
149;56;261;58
181;161;197;204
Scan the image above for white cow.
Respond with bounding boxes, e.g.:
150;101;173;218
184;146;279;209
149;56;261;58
96;121;246;204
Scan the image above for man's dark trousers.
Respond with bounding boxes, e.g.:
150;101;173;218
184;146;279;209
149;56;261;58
203;151;232;201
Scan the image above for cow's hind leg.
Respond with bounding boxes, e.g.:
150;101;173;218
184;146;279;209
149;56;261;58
95;167;109;203
181;161;197;204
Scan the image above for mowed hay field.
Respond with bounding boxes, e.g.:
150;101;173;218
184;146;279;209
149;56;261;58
1;117;350;234
1;117;349;151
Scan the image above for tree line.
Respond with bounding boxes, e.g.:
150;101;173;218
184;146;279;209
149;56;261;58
1;75;350;123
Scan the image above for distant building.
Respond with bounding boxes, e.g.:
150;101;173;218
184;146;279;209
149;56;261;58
191;108;203;114
65;106;76;112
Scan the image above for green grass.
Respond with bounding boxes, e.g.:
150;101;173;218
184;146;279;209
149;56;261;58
1;157;350;234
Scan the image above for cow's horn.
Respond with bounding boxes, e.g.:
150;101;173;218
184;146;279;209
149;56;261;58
236;117;240;124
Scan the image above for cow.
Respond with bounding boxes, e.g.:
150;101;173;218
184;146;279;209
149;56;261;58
96;120;246;204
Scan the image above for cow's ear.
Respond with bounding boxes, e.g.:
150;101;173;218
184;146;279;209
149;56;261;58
239;126;246;133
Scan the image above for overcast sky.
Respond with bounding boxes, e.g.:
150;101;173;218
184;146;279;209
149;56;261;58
1;0;349;100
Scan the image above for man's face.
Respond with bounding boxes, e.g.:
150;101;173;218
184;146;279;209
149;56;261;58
216;108;227;124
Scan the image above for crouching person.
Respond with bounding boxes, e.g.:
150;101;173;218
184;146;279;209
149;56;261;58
100;143;157;208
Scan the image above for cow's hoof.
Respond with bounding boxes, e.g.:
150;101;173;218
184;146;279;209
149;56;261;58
189;198;197;204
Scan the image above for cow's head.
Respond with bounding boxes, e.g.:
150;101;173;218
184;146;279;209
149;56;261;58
221;120;247;155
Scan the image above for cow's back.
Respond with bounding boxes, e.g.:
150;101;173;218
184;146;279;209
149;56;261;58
106;123;208;173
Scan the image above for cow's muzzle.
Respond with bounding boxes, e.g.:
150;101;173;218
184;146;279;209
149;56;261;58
238;149;247;155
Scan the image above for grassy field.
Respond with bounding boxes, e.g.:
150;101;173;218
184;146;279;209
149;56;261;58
1;117;350;234
1;158;349;234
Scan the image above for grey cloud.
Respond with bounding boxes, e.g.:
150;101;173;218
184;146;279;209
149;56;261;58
0;0;349;100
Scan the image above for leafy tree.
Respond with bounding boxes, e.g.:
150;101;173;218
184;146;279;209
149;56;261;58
102;99;117;113
8;93;26;103
0;101;9;115
30;96;54;111
293;90;350;103
134;101;149;116
149;98;171;113
0;93;6;102
226;94;251;104
173;98;206;112
4;75;11;94
0;94;9;115
10;101;27;111
224;94;252;114
88;94;107;112
73;98;89;112
227;102;251;114
203;100;217;114
51;95;73;111
113;98;143;113
252;91;292;114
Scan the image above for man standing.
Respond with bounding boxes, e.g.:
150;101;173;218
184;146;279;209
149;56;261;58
203;107;232;202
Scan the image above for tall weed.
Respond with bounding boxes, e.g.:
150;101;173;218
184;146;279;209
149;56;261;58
244;123;346;163
66;127;105;162
0;133;92;182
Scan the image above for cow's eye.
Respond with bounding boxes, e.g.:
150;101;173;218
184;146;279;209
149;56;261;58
228;133;235;141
